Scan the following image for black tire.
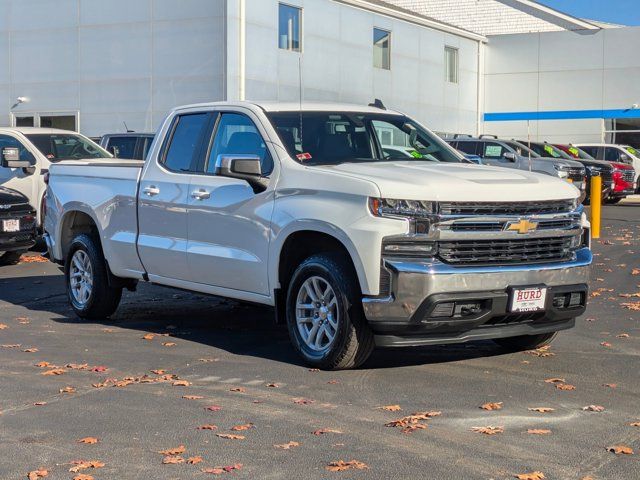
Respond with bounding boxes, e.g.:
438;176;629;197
65;234;122;319
604;197;622;205
494;331;557;351
286;253;374;370
0;250;24;266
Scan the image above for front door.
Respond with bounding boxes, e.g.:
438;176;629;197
186;112;275;295
137;112;211;281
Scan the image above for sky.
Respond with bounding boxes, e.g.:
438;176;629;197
539;0;640;26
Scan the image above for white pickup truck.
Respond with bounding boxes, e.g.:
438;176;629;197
45;102;592;369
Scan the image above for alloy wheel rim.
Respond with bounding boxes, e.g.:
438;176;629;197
295;276;339;352
70;250;93;307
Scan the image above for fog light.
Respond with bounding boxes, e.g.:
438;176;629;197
431;302;455;318
553;295;567;308
455;302;482;317
383;241;436;258
569;292;583;307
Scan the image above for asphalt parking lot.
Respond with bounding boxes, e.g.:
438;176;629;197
1;203;639;480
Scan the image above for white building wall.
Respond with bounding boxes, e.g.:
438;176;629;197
483;27;640;143
0;0;226;136
241;0;481;134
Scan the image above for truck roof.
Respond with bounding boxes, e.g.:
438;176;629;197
172;101;403;115
0;127;81;135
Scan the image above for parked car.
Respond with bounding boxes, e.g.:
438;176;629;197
0;186;37;265
99;133;155;160
449;136;587;190
554;144;615;203
575;144;640;192
45;101;592;370
0;127;112;229
605;162;636;204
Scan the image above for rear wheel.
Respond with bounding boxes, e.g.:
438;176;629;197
494;332;557;351
286;253;374;370
65;234;122;319
0;251;24;266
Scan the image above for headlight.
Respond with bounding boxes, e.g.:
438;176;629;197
382;239;437;258
369;198;436;218
553;164;569;178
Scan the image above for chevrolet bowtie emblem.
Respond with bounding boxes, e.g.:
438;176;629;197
507;219;538;234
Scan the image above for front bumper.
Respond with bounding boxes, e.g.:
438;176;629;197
362;248;592;347
0;232;36;252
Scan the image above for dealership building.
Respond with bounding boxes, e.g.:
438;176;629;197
1;0;639;147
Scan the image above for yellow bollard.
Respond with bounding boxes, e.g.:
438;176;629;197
591;175;602;239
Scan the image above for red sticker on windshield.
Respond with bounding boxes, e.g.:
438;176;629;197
47;154;55;159
296;153;312;161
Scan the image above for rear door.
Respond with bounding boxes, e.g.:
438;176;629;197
186;111;275;295
137;112;211;281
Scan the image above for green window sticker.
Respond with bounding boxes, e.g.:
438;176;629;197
485;145;503;157
626;147;637;156
568;147;580;156
409;150;423;158
544;145;560;157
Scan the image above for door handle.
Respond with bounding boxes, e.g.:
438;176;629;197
143;186;160;196
191;189;211;200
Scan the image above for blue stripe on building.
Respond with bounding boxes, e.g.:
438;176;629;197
484;109;640;122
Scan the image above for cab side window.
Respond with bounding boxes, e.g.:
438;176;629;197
456;141;479;156
106;136;137;159
0;135;35;163
206;113;273;175
162;113;210;173
604;147;621;162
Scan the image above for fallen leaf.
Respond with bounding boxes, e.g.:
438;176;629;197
162;342;176;347
326;460;369;472
187;456;203;465
293;398;314;405
544;378;565;384
385;411;441;433
73;475;94;480
527;429;552;435
42;368;65;376
90;366;108;373
603;383;617;389
59;386;76;394
27;469;48;480
0;323;7;329
525;345;555;357
216;434;245;440
159;445;186;455
555;383;576;391
274;441;300;449
528;407;555;413
16;317;30;324
34;402;47;406
515;472;545;480
266;383;280;388
472;426;504;435
600;342;612;348
151;369;166;375
632;268;640;275
202;464;242;474
312;428;342;435
23;347;39;353
230;423;254;431
197;424;218;430
35;361;51;368
616;333;630;338
205;405;222;412
379;405;402;412
480;402;503;411
142;333;155;340
172;380;191;387
230;387;245;393
183;395;204;400
78;437;99;444
583;405;605;412
607;445;634;455
162;455;185;464
629;422;640;427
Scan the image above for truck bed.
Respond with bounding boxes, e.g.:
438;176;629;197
46;158;145;278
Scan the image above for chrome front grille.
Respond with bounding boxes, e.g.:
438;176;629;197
447;218;574;233
622;170;635;183
567;167;585;181
439;200;575;216
438;237;575;266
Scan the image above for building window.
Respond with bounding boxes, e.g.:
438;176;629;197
279;3;302;52
373;28;391;70
445;46;459;83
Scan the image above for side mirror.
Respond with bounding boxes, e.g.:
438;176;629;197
216;155;268;192
503;152;517;162
1;147;32;168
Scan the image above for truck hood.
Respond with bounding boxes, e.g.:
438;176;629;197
314;161;579;202
0;186;30;205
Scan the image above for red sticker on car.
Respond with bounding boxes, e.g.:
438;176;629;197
296;153;312;161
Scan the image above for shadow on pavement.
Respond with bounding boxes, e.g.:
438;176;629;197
0;271;512;370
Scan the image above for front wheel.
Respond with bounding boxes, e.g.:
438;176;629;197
604;197;622;205
65;234;122;319
494;332;557;351
286;253;374;370
0;250;24;266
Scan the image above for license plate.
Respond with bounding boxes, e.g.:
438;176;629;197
510;287;547;313
2;219;20;232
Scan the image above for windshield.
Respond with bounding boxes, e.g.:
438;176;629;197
26;134;111;161
267;112;464;165
504;141;540;158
